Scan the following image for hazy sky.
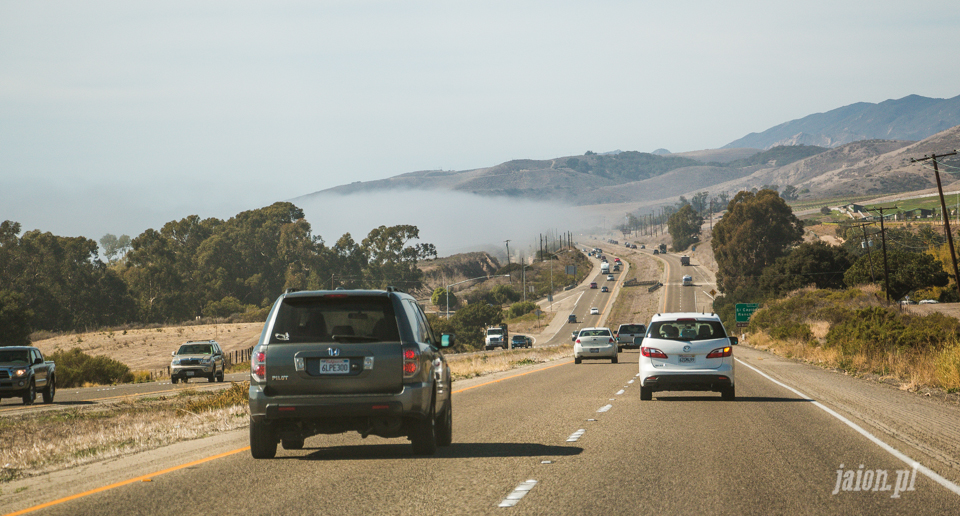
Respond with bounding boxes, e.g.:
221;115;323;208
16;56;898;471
2;1;959;254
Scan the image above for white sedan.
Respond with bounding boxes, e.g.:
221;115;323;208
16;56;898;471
590;307;599;315
638;312;736;400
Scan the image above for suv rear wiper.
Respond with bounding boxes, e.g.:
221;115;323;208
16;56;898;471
331;335;381;343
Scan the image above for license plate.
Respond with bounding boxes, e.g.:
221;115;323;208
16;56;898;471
678;355;695;364
319;359;350;374
590;348;599;353
185;371;195;376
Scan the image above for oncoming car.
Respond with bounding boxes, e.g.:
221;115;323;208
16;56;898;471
601;286;609;293
638;313;736;400
682;275;693;286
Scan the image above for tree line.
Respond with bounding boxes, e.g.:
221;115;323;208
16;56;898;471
710;190;951;329
0;202;436;345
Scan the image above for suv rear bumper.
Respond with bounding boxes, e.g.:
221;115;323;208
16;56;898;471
249;381;433;422
641;373;733;392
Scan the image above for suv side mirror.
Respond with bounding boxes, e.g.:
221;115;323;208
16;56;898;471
171;351;177;356
729;336;739;346
441;334;455;348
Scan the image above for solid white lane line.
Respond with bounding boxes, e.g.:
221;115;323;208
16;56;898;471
736;358;960;497
498;480;538;508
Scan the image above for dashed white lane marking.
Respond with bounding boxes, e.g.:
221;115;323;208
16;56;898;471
567;429;586;442
736;358;960;497
628;380;635;384
597;404;612;413
499;480;538;508
615;389;625;395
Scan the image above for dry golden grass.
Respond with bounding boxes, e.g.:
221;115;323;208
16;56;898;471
748;331;945;392
446;345;573;380
0;382;250;483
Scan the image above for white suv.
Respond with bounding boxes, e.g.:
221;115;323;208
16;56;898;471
638;313;736;400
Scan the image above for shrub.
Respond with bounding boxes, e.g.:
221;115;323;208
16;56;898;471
508;301;537;318
49;348;131;387
935;344;960;392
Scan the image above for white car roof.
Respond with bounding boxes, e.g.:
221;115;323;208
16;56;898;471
649;312;721;322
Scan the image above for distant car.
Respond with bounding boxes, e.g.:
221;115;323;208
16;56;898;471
511;335;532;348
607;274;615;281
590;307;600;315
615;323;646;351
682;275;693;286
640;245;645;249
574;327;618;364
614;258;621;263
568;314;577;323
900;299;917;305
590;282;598;289
601;286;609;292
919;299;939;304
630;244;637;249
638;312;736;400
653;249;659;255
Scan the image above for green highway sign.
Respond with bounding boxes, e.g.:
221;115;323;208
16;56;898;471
735;303;760;323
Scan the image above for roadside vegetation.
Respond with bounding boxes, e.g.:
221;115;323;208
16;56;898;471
746;287;960;392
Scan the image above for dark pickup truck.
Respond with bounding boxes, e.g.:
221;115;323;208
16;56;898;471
248;288;454;458
0;346;56;405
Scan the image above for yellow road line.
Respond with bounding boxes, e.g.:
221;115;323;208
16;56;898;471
5;447;251;516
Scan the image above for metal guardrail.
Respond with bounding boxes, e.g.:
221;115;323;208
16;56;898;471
647;282;662;293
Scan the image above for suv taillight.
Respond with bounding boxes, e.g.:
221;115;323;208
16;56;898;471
252;351;266;381
706;346;732;359
641;347;668;359
402;347;419;378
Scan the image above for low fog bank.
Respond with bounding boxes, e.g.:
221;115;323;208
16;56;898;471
299;190;586;259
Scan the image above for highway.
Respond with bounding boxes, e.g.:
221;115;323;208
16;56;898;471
5;245;960;515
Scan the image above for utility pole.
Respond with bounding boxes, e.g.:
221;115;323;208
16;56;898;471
912;151;960;302
846;221;877;283
504;240;511;265
867;206;897;303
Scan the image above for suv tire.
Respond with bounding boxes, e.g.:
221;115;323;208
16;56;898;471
250;418;278;459
217;370;225;382
208;366;216;383
721;386;735;400
574;357;582;364
640;386;652;401
612;355;618;364
410;399;438;456
22;381;36;405
171;377;179;384
436;397;452;447
42;374;56;404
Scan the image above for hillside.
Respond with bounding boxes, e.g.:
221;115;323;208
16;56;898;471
292;95;960;221
724;94;960;150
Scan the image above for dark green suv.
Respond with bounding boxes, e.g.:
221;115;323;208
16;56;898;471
248;288;454;458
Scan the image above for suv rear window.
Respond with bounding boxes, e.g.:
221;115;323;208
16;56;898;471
648;320;726;341
618;325;644;334
269;296;400;344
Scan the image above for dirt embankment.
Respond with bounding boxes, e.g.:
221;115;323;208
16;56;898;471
32;323;263;375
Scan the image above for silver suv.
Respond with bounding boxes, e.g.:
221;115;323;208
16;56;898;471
170;340;225;383
248;288;454;458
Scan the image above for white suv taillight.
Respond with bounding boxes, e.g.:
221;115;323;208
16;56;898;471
402;347;419;378
641;347;668;359
252;351;266;381
706;346;732;359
